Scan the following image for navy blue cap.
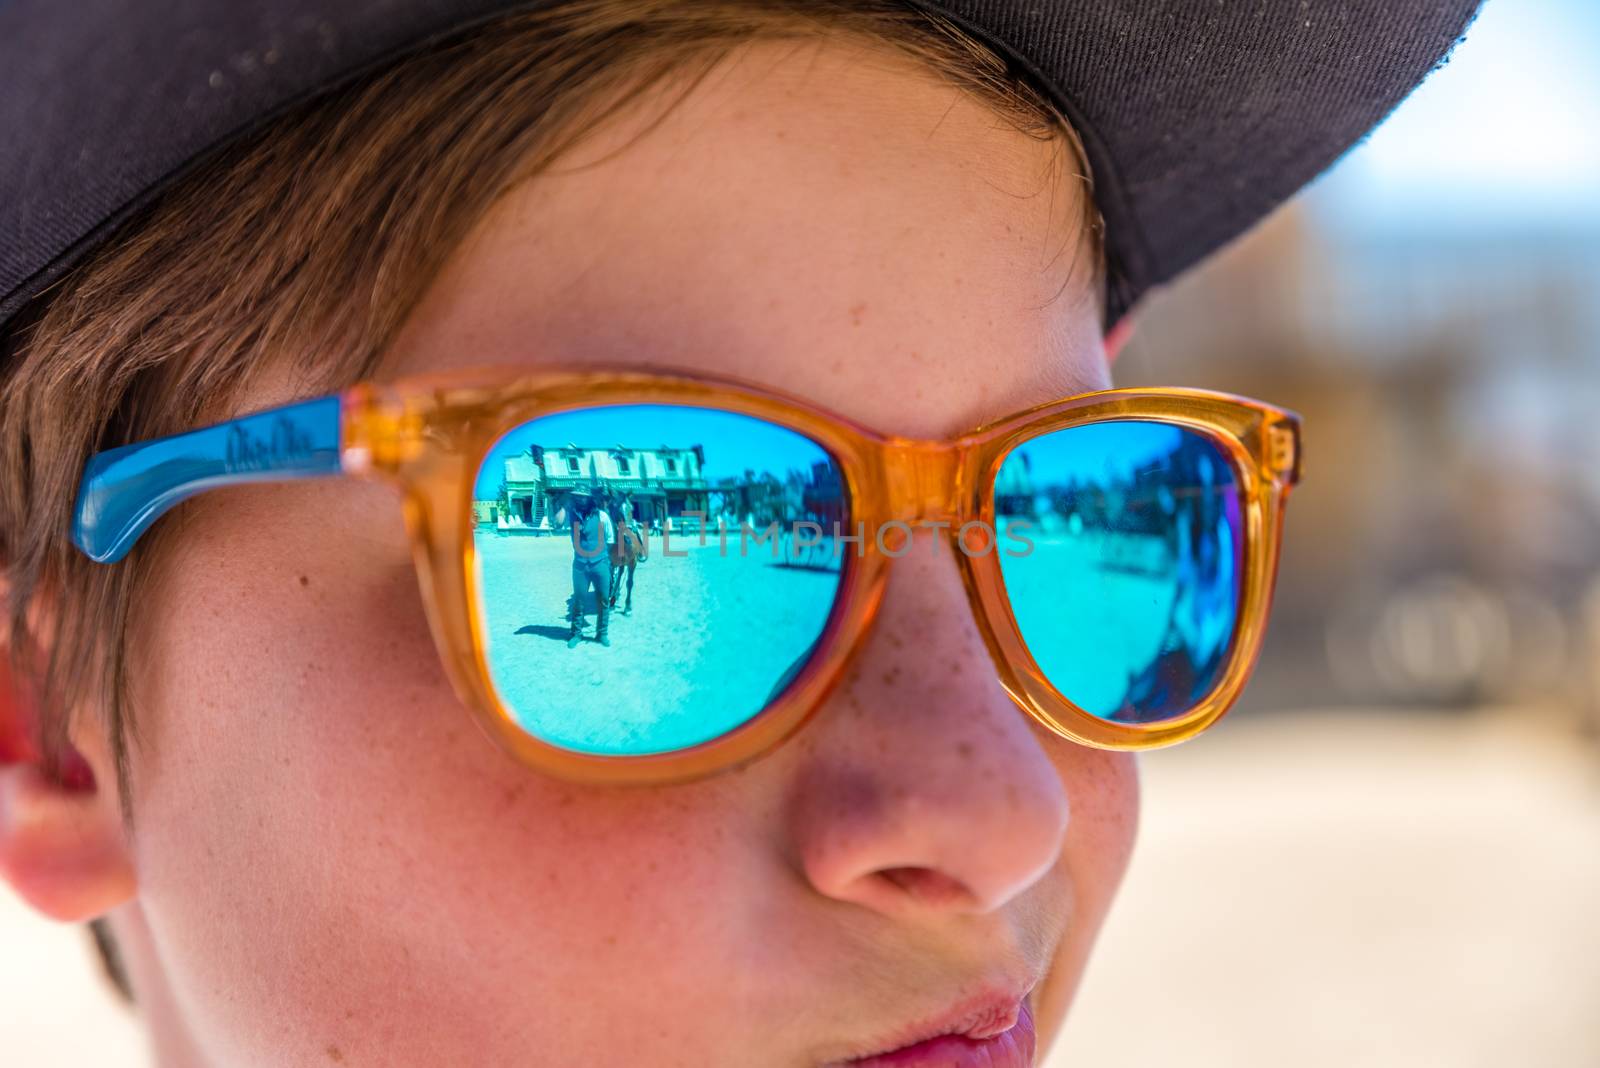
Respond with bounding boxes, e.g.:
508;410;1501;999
0;0;1484;335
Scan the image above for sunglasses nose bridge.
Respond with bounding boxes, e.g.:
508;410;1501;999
879;440;962;527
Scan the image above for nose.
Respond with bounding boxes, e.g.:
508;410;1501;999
785;531;1070;917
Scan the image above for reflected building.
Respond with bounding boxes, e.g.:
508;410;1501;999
704;459;846;531
477;443;710;533
994;451;1035;518
708;470;787;527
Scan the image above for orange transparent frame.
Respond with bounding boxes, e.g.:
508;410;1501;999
336;363;1301;786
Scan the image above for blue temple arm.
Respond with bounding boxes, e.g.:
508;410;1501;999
71;394;345;563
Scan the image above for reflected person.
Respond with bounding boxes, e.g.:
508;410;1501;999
566;489;614;648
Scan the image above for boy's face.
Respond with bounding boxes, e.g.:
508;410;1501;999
109;37;1135;1066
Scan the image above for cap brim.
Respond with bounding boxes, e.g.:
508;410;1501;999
0;0;1484;335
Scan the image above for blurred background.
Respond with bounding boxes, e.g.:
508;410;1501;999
5;0;1598;1064
1061;0;1600;1064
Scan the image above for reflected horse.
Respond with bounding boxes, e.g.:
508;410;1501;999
609;501;647;614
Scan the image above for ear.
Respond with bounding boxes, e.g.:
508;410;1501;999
1103;315;1137;365
0;589;136;922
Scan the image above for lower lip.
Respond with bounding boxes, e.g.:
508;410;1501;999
851;999;1036;1068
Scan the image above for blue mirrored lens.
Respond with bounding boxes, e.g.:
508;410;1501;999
995;421;1243;723
471;404;847;755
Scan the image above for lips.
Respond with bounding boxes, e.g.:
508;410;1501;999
846;997;1036;1068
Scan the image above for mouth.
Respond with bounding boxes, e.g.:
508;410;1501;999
837;993;1037;1068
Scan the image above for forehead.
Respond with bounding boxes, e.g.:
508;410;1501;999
383;35;1107;437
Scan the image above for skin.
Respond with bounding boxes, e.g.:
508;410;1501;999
0;35;1136;1067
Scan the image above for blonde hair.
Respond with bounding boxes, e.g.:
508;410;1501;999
0;0;1103;812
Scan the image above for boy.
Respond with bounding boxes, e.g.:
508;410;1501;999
0;2;1479;1065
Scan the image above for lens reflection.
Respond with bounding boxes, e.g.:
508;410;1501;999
995;421;1243;723
471;404;847;755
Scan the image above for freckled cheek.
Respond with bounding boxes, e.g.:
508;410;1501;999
1028;746;1137;1048
1052;746;1139;894
132;527;767;1053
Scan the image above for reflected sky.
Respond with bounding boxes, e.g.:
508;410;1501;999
1004;422;1190;487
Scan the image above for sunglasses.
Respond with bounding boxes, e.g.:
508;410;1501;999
71;365;1300;784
